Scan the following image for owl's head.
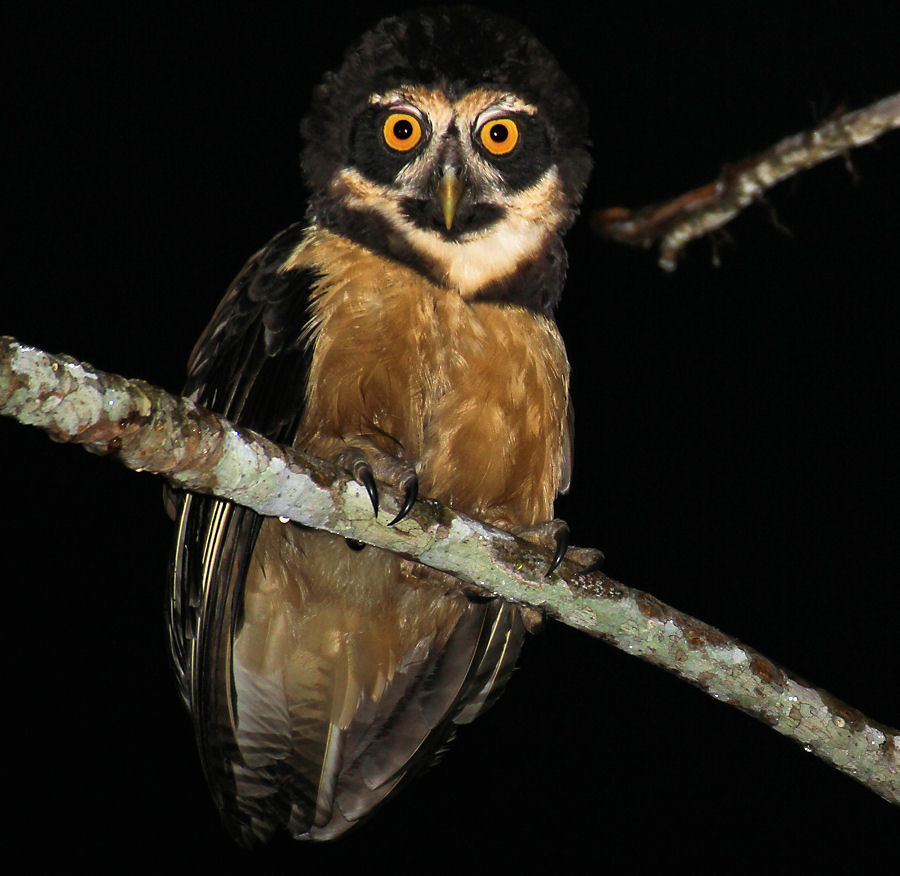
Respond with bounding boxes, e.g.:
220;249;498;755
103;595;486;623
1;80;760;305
301;7;591;308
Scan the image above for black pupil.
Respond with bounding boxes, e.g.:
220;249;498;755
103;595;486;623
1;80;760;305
489;124;508;142
393;119;413;140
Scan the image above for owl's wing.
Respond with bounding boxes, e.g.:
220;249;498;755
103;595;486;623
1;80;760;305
169;220;313;690
255;566;526;842
168;222;318;836
169;224;526;845
182;222;315;439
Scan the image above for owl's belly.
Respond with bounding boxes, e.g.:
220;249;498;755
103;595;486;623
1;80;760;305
293;228;569;529
418;298;570;529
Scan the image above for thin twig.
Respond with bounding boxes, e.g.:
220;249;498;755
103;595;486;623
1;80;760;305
593;93;900;270
1;335;898;805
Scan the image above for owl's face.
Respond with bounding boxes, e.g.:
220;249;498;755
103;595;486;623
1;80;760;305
302;8;591;302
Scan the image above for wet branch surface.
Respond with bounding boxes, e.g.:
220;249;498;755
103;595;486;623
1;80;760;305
2;335;897;805
593;93;900;270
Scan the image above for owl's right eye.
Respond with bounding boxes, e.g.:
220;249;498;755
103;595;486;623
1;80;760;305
383;113;423;152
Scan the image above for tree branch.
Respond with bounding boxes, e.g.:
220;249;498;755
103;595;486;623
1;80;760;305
2;335;897;806
593;93;900;270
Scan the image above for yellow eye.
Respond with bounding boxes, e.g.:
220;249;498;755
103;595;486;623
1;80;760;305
383;112;422;152
479;118;519;155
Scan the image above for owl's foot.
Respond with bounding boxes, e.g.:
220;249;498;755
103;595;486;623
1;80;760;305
569;545;605;573
336;441;418;526
515;519;604;577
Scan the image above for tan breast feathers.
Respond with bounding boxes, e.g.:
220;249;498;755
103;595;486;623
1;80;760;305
284;228;569;528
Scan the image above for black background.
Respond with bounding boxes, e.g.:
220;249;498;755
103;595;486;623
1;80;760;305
3;1;897;869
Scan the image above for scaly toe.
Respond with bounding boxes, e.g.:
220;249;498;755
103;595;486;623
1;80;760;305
568;546;605;572
514;518;572;577
336;448;380;518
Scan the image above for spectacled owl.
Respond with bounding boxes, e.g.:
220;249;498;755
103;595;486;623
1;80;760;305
168;6;591;844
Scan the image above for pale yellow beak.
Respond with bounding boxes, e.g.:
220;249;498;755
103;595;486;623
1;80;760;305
436;169;465;230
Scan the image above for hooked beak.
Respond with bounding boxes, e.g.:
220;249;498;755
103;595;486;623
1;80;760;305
436;168;465;231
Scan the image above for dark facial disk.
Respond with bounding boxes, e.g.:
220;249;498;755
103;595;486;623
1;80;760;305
301;7;592;308
301;7;591;216
349;105;557;240
349;105;432;187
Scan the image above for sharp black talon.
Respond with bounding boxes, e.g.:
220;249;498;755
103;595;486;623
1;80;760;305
345;538;366;551
357;464;379;517
388;477;418;526
546;523;570;577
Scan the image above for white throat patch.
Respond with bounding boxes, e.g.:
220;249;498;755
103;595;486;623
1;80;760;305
335;165;565;295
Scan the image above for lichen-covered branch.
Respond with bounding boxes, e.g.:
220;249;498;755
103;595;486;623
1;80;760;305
593;92;900;270
2;335;897;805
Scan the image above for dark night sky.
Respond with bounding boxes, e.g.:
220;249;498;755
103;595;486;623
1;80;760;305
4;1;897;869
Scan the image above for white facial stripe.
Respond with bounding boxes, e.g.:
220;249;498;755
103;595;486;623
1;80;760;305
346;87;561;293
336;166;565;295
452;89;537;118
406;213;549;293
368;87;537;145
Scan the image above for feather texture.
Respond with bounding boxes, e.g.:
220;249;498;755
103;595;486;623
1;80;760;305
169;225;561;842
169;6;589;844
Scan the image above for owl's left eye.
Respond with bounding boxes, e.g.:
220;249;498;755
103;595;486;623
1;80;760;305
479;118;519;156
383;113;423;152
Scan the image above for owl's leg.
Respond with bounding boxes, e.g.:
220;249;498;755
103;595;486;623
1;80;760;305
515;519;605;577
336;439;419;526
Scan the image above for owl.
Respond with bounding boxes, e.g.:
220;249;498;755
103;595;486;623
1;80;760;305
168;6;591;844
